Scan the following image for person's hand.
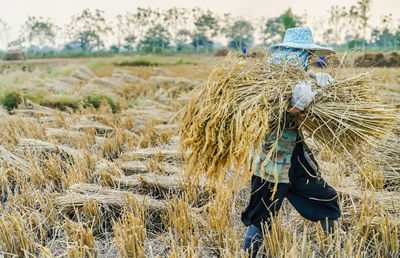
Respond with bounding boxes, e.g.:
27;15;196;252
288;106;301;113
291;81;322;111
308;70;334;87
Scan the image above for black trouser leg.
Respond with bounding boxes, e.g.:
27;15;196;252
241;176;289;256
287;142;341;225
319;218;339;234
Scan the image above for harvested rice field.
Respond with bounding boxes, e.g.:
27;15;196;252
0;55;399;257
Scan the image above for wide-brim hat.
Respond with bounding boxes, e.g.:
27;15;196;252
270;27;335;56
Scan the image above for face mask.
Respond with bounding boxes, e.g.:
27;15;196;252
270;47;310;70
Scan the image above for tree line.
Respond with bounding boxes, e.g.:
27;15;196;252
0;0;399;56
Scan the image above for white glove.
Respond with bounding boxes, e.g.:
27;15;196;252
291;81;322;111
308;70;334;87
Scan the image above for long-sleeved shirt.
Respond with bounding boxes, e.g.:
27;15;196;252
250;112;319;183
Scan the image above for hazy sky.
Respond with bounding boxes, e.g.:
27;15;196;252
1;0;399;47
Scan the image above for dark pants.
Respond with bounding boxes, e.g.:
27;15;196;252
242;142;341;257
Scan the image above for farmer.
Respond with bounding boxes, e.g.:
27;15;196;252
242;28;341;257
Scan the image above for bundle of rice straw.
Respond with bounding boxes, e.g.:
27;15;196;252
377;131;400;190
179;53;396;179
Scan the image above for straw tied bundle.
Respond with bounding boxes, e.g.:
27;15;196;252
179;54;396;179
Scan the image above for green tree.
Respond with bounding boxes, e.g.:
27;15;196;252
260;9;303;45
65;9;111;51
357;0;371;48
123;35;136;52
131;8;162;51
193;9;219;53
344;1;371;48
141;24;171;53
366;14;398;49
370;28;381;46
175;29;192;51
380;14;397;49
281;9;297;31
191;33;213;51
262;17;285;44
163;8;189;50
225;19;254;50
22;16;56;51
78;30;103;51
110;45;119;53
113;14;127;49
325;5;347;45
8;38;24;49
122;11;144;51
396;20;400;50
0;19;11;50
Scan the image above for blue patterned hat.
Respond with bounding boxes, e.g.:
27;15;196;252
270;28;334;56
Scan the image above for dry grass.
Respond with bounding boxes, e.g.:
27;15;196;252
63;219;98;258
0;55;398;257
0;211;36;257
113;197;146;258
376;133;400;190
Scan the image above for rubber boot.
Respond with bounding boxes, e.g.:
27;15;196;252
243;224;263;258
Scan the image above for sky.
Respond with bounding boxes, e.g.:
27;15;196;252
0;0;399;48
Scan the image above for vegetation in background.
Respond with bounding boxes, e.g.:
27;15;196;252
191;10;219;53
87;61;106;69
84;95;118;113
261;8;304;45
173;58;197;65
117;59;166;67
281;8;297;31
20;16;56;55
140;24;172;53
1;2;399;58
126;98;140;108
116;58;197;67
25;50;116;59
0;18;12;49
223;19;254;50
41;95;81;110
0;90;23;110
65;9;111;51
0;86;120;112
22;90;47;104
39;69;72;79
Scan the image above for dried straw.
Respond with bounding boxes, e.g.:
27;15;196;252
179;53;396;180
376;133;400;189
